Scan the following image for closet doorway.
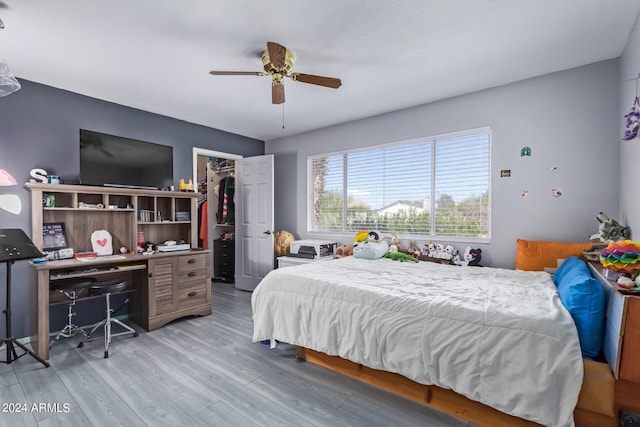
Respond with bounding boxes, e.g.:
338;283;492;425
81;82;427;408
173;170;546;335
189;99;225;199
192;148;274;291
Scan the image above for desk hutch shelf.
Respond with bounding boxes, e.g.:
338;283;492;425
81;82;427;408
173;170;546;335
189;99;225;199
27;183;198;251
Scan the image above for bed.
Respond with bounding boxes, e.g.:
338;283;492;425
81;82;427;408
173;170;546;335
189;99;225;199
252;256;584;427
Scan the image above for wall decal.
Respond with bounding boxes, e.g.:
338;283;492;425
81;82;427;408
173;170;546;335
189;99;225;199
520;146;531;157
0;169;17;186
0;194;22;215
500;170;511;177
550;187;564;198
0;169;21;214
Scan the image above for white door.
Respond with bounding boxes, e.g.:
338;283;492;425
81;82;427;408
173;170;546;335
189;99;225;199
235;154;274;291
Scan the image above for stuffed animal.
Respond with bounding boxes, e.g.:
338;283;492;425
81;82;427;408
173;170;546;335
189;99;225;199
589;212;630;243
385;233;403;253
427;243;437;258
451;248;461;264
367;231;381;242
355;230;370;243
384;251;419;263
353;240;389;260
443;245;455;260
468;248;482;266
333;244;353;259
434;243;445;259
421;243;430;256
455;247;483;267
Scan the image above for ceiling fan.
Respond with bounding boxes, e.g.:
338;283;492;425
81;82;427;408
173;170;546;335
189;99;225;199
210;41;342;104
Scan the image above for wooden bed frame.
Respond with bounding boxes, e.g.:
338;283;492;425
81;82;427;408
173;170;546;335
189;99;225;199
295;346;618;427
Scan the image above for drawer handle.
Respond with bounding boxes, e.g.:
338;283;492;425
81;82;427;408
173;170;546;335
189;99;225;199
188;291;198;297
187;271;197;277
187;258;197;264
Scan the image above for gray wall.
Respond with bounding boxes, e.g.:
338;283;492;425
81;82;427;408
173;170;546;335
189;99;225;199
0;79;264;339
620;12;640;239
266;60;621;269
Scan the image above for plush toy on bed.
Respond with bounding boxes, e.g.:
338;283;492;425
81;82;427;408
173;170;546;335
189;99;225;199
333;244;353;259
454;247;483;267
353;240;389;259
384;251;419;263
384;233;403;253
353;230;388;259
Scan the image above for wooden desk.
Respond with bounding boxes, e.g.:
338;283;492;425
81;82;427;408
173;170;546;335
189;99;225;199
30;250;211;360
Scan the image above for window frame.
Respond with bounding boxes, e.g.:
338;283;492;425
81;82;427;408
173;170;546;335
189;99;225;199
307;126;491;244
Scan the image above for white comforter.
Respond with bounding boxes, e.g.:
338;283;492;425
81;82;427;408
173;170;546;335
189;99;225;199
252;257;583;427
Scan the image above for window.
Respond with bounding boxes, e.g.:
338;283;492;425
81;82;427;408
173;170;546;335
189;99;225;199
308;127;490;240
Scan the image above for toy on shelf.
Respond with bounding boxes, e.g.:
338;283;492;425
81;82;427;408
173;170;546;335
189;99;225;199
178;179;194;192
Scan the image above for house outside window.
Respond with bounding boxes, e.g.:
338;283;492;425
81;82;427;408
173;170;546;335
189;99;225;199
308;127;491;242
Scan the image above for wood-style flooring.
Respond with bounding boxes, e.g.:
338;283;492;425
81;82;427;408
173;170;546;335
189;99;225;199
0;281;477;427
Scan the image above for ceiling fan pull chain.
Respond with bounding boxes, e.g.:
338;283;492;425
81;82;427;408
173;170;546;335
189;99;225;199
282;103;285;130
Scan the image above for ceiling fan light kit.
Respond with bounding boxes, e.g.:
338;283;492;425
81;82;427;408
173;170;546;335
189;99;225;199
210;41;341;105
0;62;21;97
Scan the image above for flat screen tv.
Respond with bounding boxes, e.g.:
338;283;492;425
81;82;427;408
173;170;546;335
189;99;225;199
79;129;173;190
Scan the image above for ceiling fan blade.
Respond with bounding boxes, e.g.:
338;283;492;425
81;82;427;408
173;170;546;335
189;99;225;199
209;71;265;76
267;42;287;70
272;83;285;104
291;73;342;89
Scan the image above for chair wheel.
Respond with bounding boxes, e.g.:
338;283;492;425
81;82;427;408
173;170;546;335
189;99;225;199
104;351;109;359
77;342;84;348
133;332;139;337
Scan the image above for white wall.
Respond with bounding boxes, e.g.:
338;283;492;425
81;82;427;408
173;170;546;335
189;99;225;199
266;60;620;268
619;12;640;239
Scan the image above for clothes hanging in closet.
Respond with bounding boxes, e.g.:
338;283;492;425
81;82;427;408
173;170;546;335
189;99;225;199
199;200;208;249
216;176;235;224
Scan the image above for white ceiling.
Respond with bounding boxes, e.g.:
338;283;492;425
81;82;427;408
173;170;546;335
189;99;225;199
1;1;639;142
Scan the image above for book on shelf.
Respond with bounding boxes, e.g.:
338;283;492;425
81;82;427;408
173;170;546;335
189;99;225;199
138;209;155;222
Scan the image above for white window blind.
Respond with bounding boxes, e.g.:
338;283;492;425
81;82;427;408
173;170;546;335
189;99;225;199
309;128;490;239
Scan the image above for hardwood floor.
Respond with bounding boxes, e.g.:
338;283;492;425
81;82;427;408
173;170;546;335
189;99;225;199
0;281;476;427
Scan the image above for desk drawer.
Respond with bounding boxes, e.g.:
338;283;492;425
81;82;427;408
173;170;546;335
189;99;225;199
177;254;207;271
177;267;207;282
178;280;208;309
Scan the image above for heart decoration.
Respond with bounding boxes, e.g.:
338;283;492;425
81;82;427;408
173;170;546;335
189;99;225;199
91;230;113;256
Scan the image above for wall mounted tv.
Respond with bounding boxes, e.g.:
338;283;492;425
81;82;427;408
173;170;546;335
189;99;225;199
79;129;173;190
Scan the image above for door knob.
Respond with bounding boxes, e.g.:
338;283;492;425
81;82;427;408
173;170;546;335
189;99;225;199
263;230;272;235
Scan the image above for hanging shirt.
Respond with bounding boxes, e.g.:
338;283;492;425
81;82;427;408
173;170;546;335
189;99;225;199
199;200;208;249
